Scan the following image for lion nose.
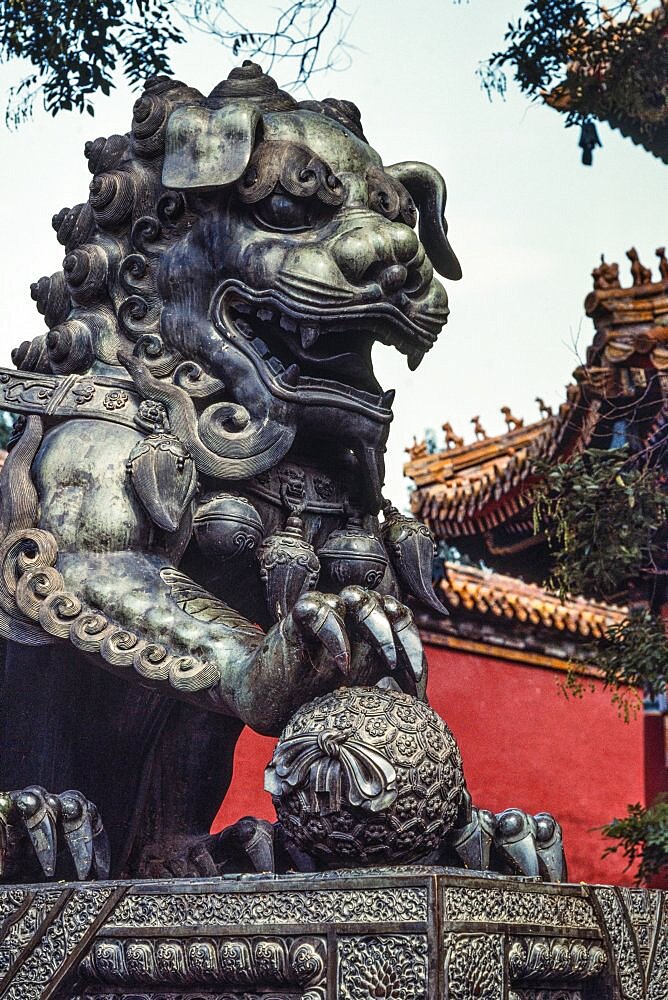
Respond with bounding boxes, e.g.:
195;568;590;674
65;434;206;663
380;264;408;295
330;219;420;289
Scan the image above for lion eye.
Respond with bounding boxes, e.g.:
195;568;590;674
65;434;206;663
253;192;319;232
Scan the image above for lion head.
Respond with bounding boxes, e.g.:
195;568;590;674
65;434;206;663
17;61;460;512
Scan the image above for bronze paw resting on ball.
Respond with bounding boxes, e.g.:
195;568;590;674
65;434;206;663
211;686;567;883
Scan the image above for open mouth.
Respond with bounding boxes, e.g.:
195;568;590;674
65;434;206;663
216;280;441;414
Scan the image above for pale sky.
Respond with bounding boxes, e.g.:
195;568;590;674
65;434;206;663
1;0;666;506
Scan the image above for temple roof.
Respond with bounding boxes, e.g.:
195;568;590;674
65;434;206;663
439;561;626;641
405;391;589;540
406;247;668;553
580;250;668;386
544;3;668;163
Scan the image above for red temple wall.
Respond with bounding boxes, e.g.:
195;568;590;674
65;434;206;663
214;641;646;886
645;714;668;806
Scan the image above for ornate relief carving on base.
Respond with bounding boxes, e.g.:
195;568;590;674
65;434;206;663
508;936;607;981
0;872;664;998
590;885;665;1000
0;889;28;933
108;885;427;928
0;889;63;983
510;992;584;1000
1;887;115;1000
79;935;326;995
443;933;504;1000
337;934;428;1000
619;887;663;978
74;994;286;1000
442;885;598;929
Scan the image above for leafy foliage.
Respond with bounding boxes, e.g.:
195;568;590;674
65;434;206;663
480;1;667;148
560;610;668;720
0;411;13;450
533;447;668;601
185;1;348;87
594;608;668;700
601;796;668;882
0;1;183;126
0;0;345;126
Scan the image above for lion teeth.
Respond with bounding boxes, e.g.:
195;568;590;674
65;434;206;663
257;308;274;323
250;337;270;357
280;314;297;333
282;363;301;386
235;301;253;314
300;325;320;350
267;356;285;375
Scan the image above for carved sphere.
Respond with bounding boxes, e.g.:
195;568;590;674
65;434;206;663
265;686;465;867
318;522;388;591
193;492;264;564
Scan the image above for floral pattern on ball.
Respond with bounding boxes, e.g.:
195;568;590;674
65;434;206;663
265;686;466;867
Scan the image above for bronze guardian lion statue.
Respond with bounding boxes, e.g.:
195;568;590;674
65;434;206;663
0;62;565;884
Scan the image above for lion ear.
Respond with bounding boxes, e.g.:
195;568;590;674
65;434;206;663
162;102;262;190
385;161;462;281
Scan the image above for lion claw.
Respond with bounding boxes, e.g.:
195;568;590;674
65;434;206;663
14;787;58;878
288;587;427;694
292;592;350;673
0;787;109;883
341;586;398;672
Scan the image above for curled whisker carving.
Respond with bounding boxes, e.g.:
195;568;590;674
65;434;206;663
238;141;344;207
89;171;136;230
118;295;160;341
51;203;95;252
38;592;83;638
70;611;115;653
0;527;60;617
0;416;44;540
84;134;129;175
366;166;417;227
156;191;187;225
172;360;226;399
119;351;295;478
46;319;94;375
11;336;50;373
131;216;164;255
63;245;109;305
131;77;203;159
30;272;72;329
133;334;183;377
0;524;220;693
119;253;149;295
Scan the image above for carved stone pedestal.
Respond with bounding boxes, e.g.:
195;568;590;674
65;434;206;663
0;867;665;999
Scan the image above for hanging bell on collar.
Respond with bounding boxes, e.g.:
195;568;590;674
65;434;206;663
258;511;320;622
318;515;389;591
381;500;448;615
193;492;263;564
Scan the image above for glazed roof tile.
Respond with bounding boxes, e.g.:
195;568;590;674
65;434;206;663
439;562;626;640
405;392;589;537
406;250;668;541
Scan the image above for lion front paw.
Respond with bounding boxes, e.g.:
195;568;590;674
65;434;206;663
291;586;425;692
445;801;567;883
0;787;109;883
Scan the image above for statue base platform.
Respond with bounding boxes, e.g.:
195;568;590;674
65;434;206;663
0;866;665;998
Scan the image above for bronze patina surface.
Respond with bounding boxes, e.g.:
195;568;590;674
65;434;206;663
0;58;657;1000
0;867;666;999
